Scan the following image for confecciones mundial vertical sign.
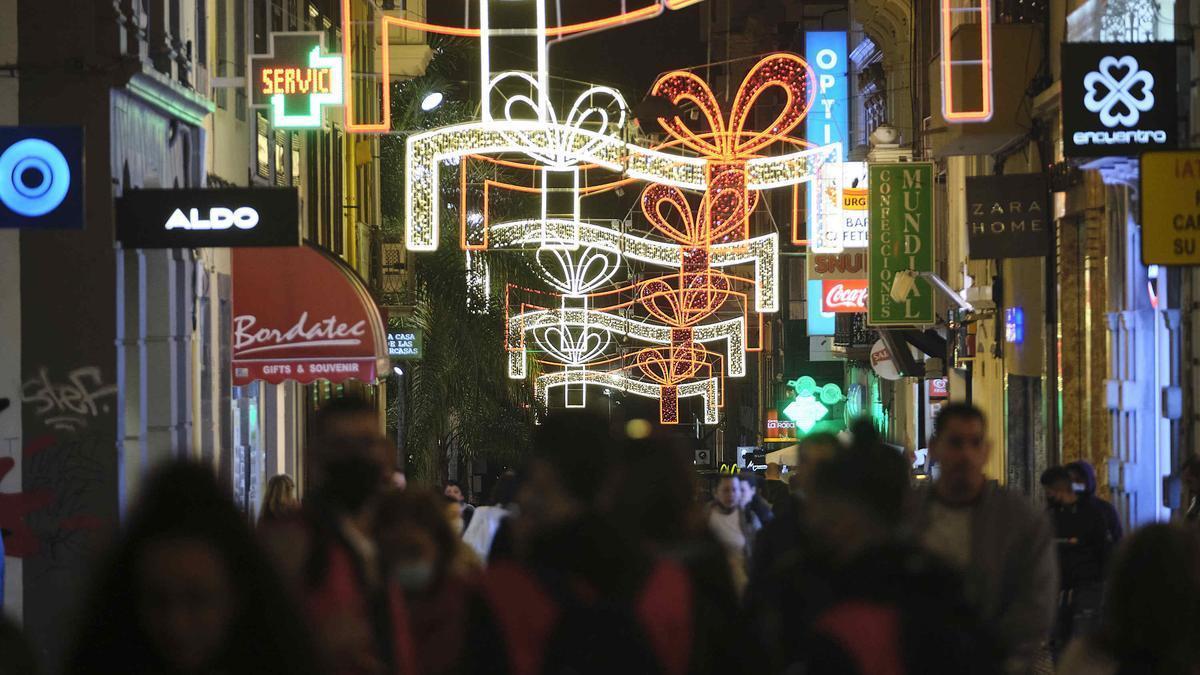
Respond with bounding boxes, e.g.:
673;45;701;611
868;163;935;326
116;187;300;248
965;173;1050;259
1061;42;1177;158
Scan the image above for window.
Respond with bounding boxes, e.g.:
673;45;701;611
256;113;270;179
216;0;227;108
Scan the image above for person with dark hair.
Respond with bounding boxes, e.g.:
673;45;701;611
707;473;756;595
911;403;1057;674
1040;466;1110;656
462;471;519;562
1058;524;1200;674
737;470;773;527
443;479;474;532
1065;460;1122;544
259;395;417;675
259;474;299;527
375;488;480;675
747;420;1000;674
463;411;695;675
67;462;322;675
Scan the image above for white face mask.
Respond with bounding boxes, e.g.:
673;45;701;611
1072;482;1087;493
391;561;435;591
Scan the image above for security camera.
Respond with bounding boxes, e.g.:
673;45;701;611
889;270;918;304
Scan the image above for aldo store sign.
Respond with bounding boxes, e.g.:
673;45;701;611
965;173;1049;259
0;126;84;229
1061;42;1177;158
116;187;300;248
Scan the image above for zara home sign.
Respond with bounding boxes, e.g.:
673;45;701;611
966;173;1049;259
1061;42;1177;158
117;187;300;248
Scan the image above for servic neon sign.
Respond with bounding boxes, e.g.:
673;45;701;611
250;33;344;129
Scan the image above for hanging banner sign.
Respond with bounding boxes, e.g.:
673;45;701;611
0;126;84;229
116;187;300;248
250;32;344;129
868;163;935;326
1140;151;1200;265
805;31;848;250
966;173;1049;259
812;161;869;252
1061;42;1177;158
807;279;835;336
822;279;867;313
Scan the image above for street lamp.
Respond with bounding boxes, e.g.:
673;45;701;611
420;91;444;111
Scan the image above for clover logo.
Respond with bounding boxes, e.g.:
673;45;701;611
1083;55;1155;128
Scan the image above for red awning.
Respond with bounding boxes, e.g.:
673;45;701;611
232;245;389;386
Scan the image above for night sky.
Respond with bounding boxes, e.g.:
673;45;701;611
427;2;707;103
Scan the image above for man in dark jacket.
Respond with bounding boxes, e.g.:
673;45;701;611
1041;466;1111;656
1066;460;1122;545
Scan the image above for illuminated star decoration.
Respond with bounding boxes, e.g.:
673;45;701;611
782;376;844;433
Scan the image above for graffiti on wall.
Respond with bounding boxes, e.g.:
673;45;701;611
22;366;117;432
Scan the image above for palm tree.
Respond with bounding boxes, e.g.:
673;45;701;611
380;38;544;484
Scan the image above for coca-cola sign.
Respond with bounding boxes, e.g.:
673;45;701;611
822;279;867;313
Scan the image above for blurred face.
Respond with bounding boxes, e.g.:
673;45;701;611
137;537;235;674
516;460;578;530
392;471;407;490
444;484;464;502
1045;482;1074;506
377;519;440;590
931;415;990;502
714;477;736;509
735;478;755;507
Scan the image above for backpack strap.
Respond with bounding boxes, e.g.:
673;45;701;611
481;561;560;675
814;600;904;675
635;559;694;675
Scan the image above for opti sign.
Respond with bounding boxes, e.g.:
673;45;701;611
1140;151;1200;265
116;187;300;248
805;31;848;251
1061;42;1177;158
822;279;867;313
868;163;935;326
0;127;84;229
250;33;344;129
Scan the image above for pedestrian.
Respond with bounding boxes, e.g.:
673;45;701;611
760;462;791;513
738;470;773;526
259;474;299;527
461;470;518;562
910;403;1057;674
259;396;417;675
444;479;475;531
1040;466;1110;657
1065;460;1122;544
706;473;755;594
747;420;1001;674
375;488;479;675
67;462;321;675
1057;524;1200;675
463;411;693;675
1182;455;1200;525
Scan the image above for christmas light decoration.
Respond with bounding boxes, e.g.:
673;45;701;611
398;2;838;424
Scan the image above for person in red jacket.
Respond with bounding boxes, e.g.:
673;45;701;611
261;396;418;675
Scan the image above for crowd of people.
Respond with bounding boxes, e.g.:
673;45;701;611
2;398;1199;675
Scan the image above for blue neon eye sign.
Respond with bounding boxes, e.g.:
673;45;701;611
0;127;84;229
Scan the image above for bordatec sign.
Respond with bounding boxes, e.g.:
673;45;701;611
116;187;300;248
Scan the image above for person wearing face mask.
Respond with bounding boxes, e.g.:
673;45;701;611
375;488;479;675
1065;460;1122;545
259;396;418;675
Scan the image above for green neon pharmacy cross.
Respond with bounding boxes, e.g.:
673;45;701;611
782;376;844;433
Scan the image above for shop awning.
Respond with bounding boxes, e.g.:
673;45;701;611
765;444;799;466
232;245;388;386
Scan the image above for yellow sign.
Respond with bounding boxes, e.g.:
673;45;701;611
1141;151;1200;265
